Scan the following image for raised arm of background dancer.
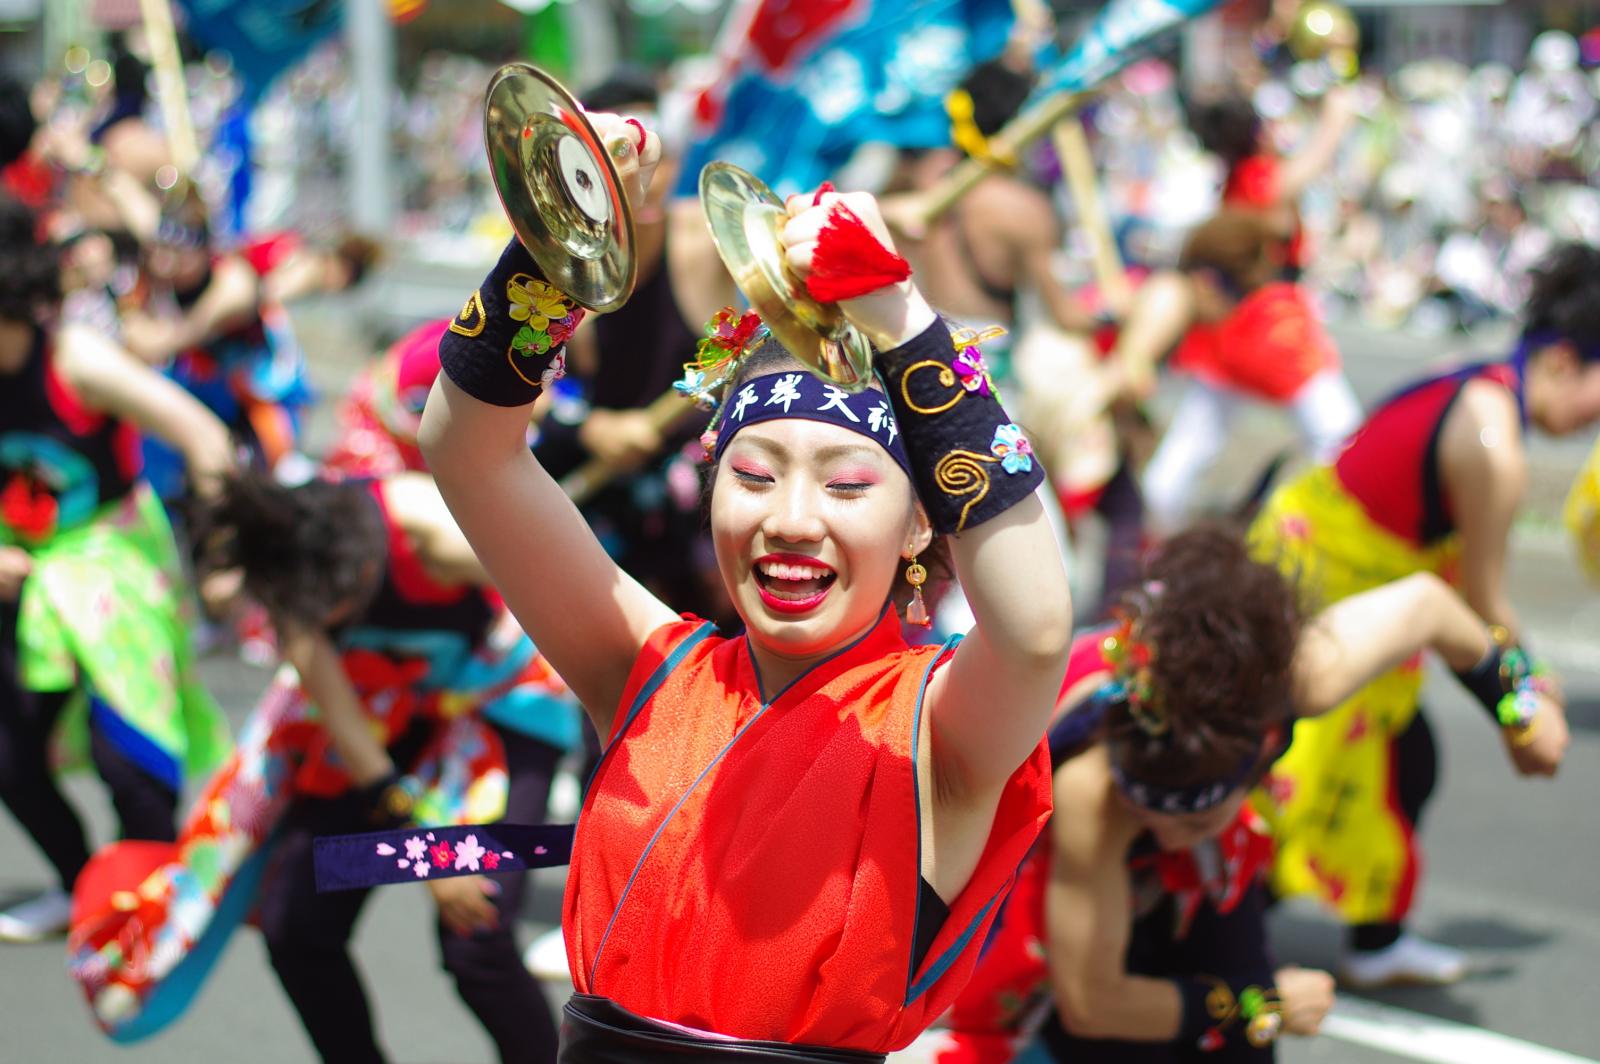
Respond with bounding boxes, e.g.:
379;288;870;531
280;625;394;787
1108;271;1194;402
122;256;261;364
55;322;234;494
1017;196;1098;334
1439;379;1526;636
1045;753;1184;1041
382;471;491;587
1276;84;1357;205
421;378;678;737
789;191;1074;796
1291;572;1492;716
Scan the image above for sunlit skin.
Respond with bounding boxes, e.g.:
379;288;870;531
710;414;931;691
0;316;33;375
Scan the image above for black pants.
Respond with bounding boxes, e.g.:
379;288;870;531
1041;884;1276;1063
1348;708;1439;952
0;601;178;890
258;725;563;1064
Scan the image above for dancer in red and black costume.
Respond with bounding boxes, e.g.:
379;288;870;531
1246;245;1595;987
417;112;1068;1060
930;527;1553;1063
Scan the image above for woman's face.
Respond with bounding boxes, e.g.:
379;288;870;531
1528;344;1600;436
711;415;929;662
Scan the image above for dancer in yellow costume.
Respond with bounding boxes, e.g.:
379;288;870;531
1248;245;1599;987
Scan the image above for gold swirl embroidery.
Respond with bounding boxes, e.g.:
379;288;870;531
935;450;997;532
449;290;487;338
900;360;965;415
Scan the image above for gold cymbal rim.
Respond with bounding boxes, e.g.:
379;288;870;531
698;162;873;392
483;63;636;313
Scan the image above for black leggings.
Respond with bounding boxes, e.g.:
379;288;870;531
257;726;563;1064
1041;883;1277;1063
0;602;178;889
1348;708;1438;952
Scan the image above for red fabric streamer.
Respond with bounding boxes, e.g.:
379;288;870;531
804;202;912;303
811;181;835;205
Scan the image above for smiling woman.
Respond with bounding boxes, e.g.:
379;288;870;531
419;113;1072;1062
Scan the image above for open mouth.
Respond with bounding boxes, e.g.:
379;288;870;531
753;555;837;614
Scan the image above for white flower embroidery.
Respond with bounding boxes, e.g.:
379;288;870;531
869;401;898;445
455;834;487;873
731;384;760;422
817;385;861;422
413;859;431;878
765;374;804;412
541;348;567;387
404;836;428;863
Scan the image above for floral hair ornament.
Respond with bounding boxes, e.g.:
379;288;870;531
1101;580;1168;738
676;307;770;454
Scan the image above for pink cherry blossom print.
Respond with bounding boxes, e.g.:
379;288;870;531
376;842;397;856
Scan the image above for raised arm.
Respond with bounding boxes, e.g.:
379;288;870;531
1107;271;1196;402
55;322;234;493
1276;85;1357;204
122;256;261;365
419;114;677;737
780;190;1073;798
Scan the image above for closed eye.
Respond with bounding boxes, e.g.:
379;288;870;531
732;469;773;486
827;481;871;496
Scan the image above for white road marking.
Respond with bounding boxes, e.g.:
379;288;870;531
1321;996;1599;1064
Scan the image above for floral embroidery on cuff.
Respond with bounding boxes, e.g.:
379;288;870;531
454;834;487;873
990;423;1035;475
952;347;993;398
506;273;583;365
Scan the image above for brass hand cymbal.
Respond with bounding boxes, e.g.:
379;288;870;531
483;63;636;312
699;162;875;392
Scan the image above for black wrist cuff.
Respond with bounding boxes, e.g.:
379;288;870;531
437;238;584;408
878;319;1045;534
354;771;415;829
1177;973;1281;1053
1453;642;1508;726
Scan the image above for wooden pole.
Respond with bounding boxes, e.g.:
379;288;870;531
136;0;200;175
558;389;706;506
1052;116;1132;310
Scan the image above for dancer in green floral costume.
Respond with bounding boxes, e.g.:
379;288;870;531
0;194;233;941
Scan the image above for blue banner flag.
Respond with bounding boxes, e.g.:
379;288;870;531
177;0;344;102
678;0;1015;197
1042;0;1223;95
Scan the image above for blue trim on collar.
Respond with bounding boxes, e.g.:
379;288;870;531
89;695;181;792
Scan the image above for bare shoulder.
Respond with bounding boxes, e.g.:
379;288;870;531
1441;377;1525;469
972;176;1056;240
1050;746;1132;864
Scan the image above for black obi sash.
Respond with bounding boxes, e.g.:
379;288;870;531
559;995;887;1063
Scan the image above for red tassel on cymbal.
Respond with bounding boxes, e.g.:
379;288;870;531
804;202;913;304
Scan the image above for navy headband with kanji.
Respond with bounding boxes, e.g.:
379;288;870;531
712;370;913;480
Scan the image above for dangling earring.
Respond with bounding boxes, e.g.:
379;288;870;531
904;555;931;628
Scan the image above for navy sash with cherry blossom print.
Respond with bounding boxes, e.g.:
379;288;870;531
313;822;576;892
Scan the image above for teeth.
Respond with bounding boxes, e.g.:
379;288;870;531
758;560;831;581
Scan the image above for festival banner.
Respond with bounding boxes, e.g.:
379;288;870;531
677;0;1015;197
1042;0;1225;95
176;0;345;102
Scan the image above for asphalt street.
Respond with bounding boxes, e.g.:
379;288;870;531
2;272;1596;1063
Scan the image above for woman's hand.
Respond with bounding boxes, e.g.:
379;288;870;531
429;875;501;936
781;189;937;350
1274;966;1335;1036
1503;693;1569;778
0;547;32;602
585;112;662;217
